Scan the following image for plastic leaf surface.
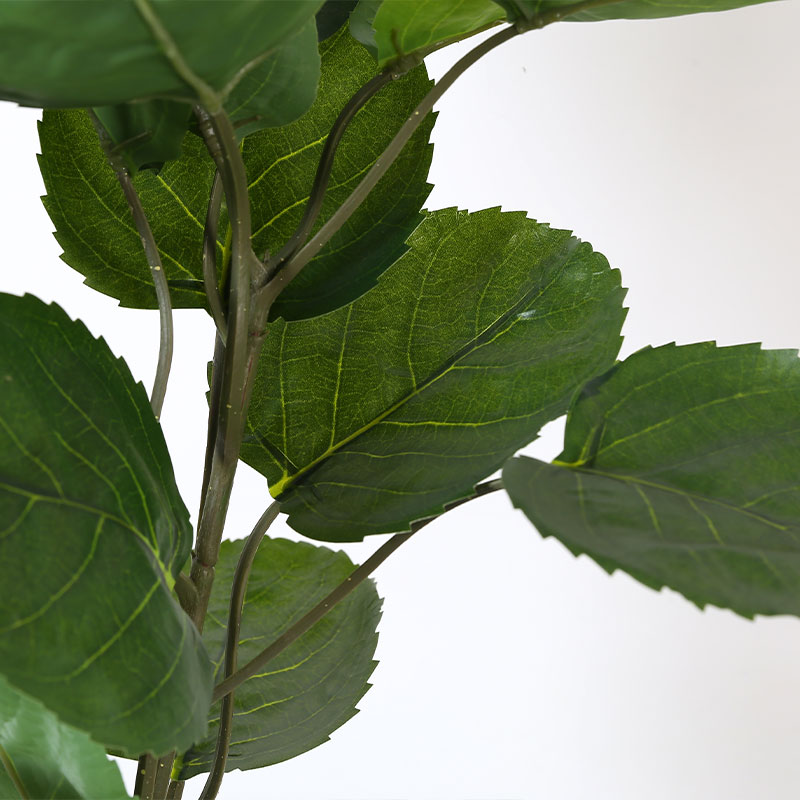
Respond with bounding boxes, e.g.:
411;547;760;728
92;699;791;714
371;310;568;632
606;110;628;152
0;674;128;800
0;294;213;755
180;536;380;778
243;207;627;541
38;28;434;320
0;0;322;108
503;342;800;618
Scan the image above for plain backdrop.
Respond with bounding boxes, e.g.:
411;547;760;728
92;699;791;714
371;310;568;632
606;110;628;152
1;2;800;798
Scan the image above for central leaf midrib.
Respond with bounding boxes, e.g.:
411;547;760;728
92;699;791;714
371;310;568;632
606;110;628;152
271;242;576;497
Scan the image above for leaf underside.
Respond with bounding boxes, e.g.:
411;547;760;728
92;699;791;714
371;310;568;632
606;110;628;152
180;536;380;779
0;674;128;799
38;27;434;321
0;294;212;756
243;207;627;541
503;342;800;618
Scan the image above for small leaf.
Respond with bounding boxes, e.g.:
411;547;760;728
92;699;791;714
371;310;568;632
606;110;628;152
349;0;382;55
370;0;505;64
93;99;192;172
224;21;322;140
38;28;434;319
0;0;322;108
0;293;213;755
0;674;128;800
503;342;800;618
243;207;626;541
506;0;780;23
179;536;380;779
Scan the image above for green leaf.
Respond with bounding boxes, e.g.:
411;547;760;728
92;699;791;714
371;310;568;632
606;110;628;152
0;674;128;800
93;100;192;173
370;0;505;64
0;293;213;756
243;207;626;541
179;536;380;779
349;0;382;55
0;0;322;108
316;0;359;41
38;27;434;320
505;0;780;23
503;342;800;618
224;21;322;140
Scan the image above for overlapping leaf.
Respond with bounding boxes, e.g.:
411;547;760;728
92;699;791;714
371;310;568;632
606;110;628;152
0;0;321;109
242;207;626;541
0;674;128;799
38;27;434;320
365;0;505;64
503;342;800;618
180;536;380;779
0;293;212;755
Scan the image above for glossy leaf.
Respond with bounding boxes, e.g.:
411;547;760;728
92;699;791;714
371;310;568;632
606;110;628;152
0;674;128;799
0;293;213;755
369;0;505;64
38;28;434;319
93;100;191;172
0;0;322;108
504;0;780;23
242;207;626;541
179;536;380;778
503;342;800;618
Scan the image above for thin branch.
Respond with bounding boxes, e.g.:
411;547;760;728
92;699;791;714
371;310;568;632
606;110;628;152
264;70;395;280
134;753;158;800
203;170;227;342
0;743;29;800
166;780;184;799
212;480;503;702
132;0;220;110
89;112;173;420
199;502;281;800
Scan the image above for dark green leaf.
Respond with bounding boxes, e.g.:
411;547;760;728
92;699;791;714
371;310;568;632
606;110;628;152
0;0;322;108
38;28;434;319
0;293;213;755
506;0;780;23
503;342;800;618
370;0;505;64
243;207;626;541
93;100;191;172
179;536;380;779
349;0;382;55
316;0;359;41
224;21;322;140
0;674;128;799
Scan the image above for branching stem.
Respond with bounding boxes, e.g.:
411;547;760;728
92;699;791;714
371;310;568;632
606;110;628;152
203;170;227;342
89;112;173;420
212;480;503;702
199;502;281;800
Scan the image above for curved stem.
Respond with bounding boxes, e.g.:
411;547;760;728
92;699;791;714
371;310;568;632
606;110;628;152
0;743;29;800
264;69;395;280
212;480;503;702
199;502;281;800
89;111;173;420
203;170;227;342
258;24;516;306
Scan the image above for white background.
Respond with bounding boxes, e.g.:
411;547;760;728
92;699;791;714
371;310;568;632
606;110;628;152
2;2;800;798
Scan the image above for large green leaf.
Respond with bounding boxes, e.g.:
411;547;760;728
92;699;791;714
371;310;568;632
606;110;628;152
179;536;380;779
0;674;128;800
243;207;626;541
0;0;321;109
503;0;780;23
503;342;800;618
0;293;213;755
369;0;505;64
38;27;434;320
